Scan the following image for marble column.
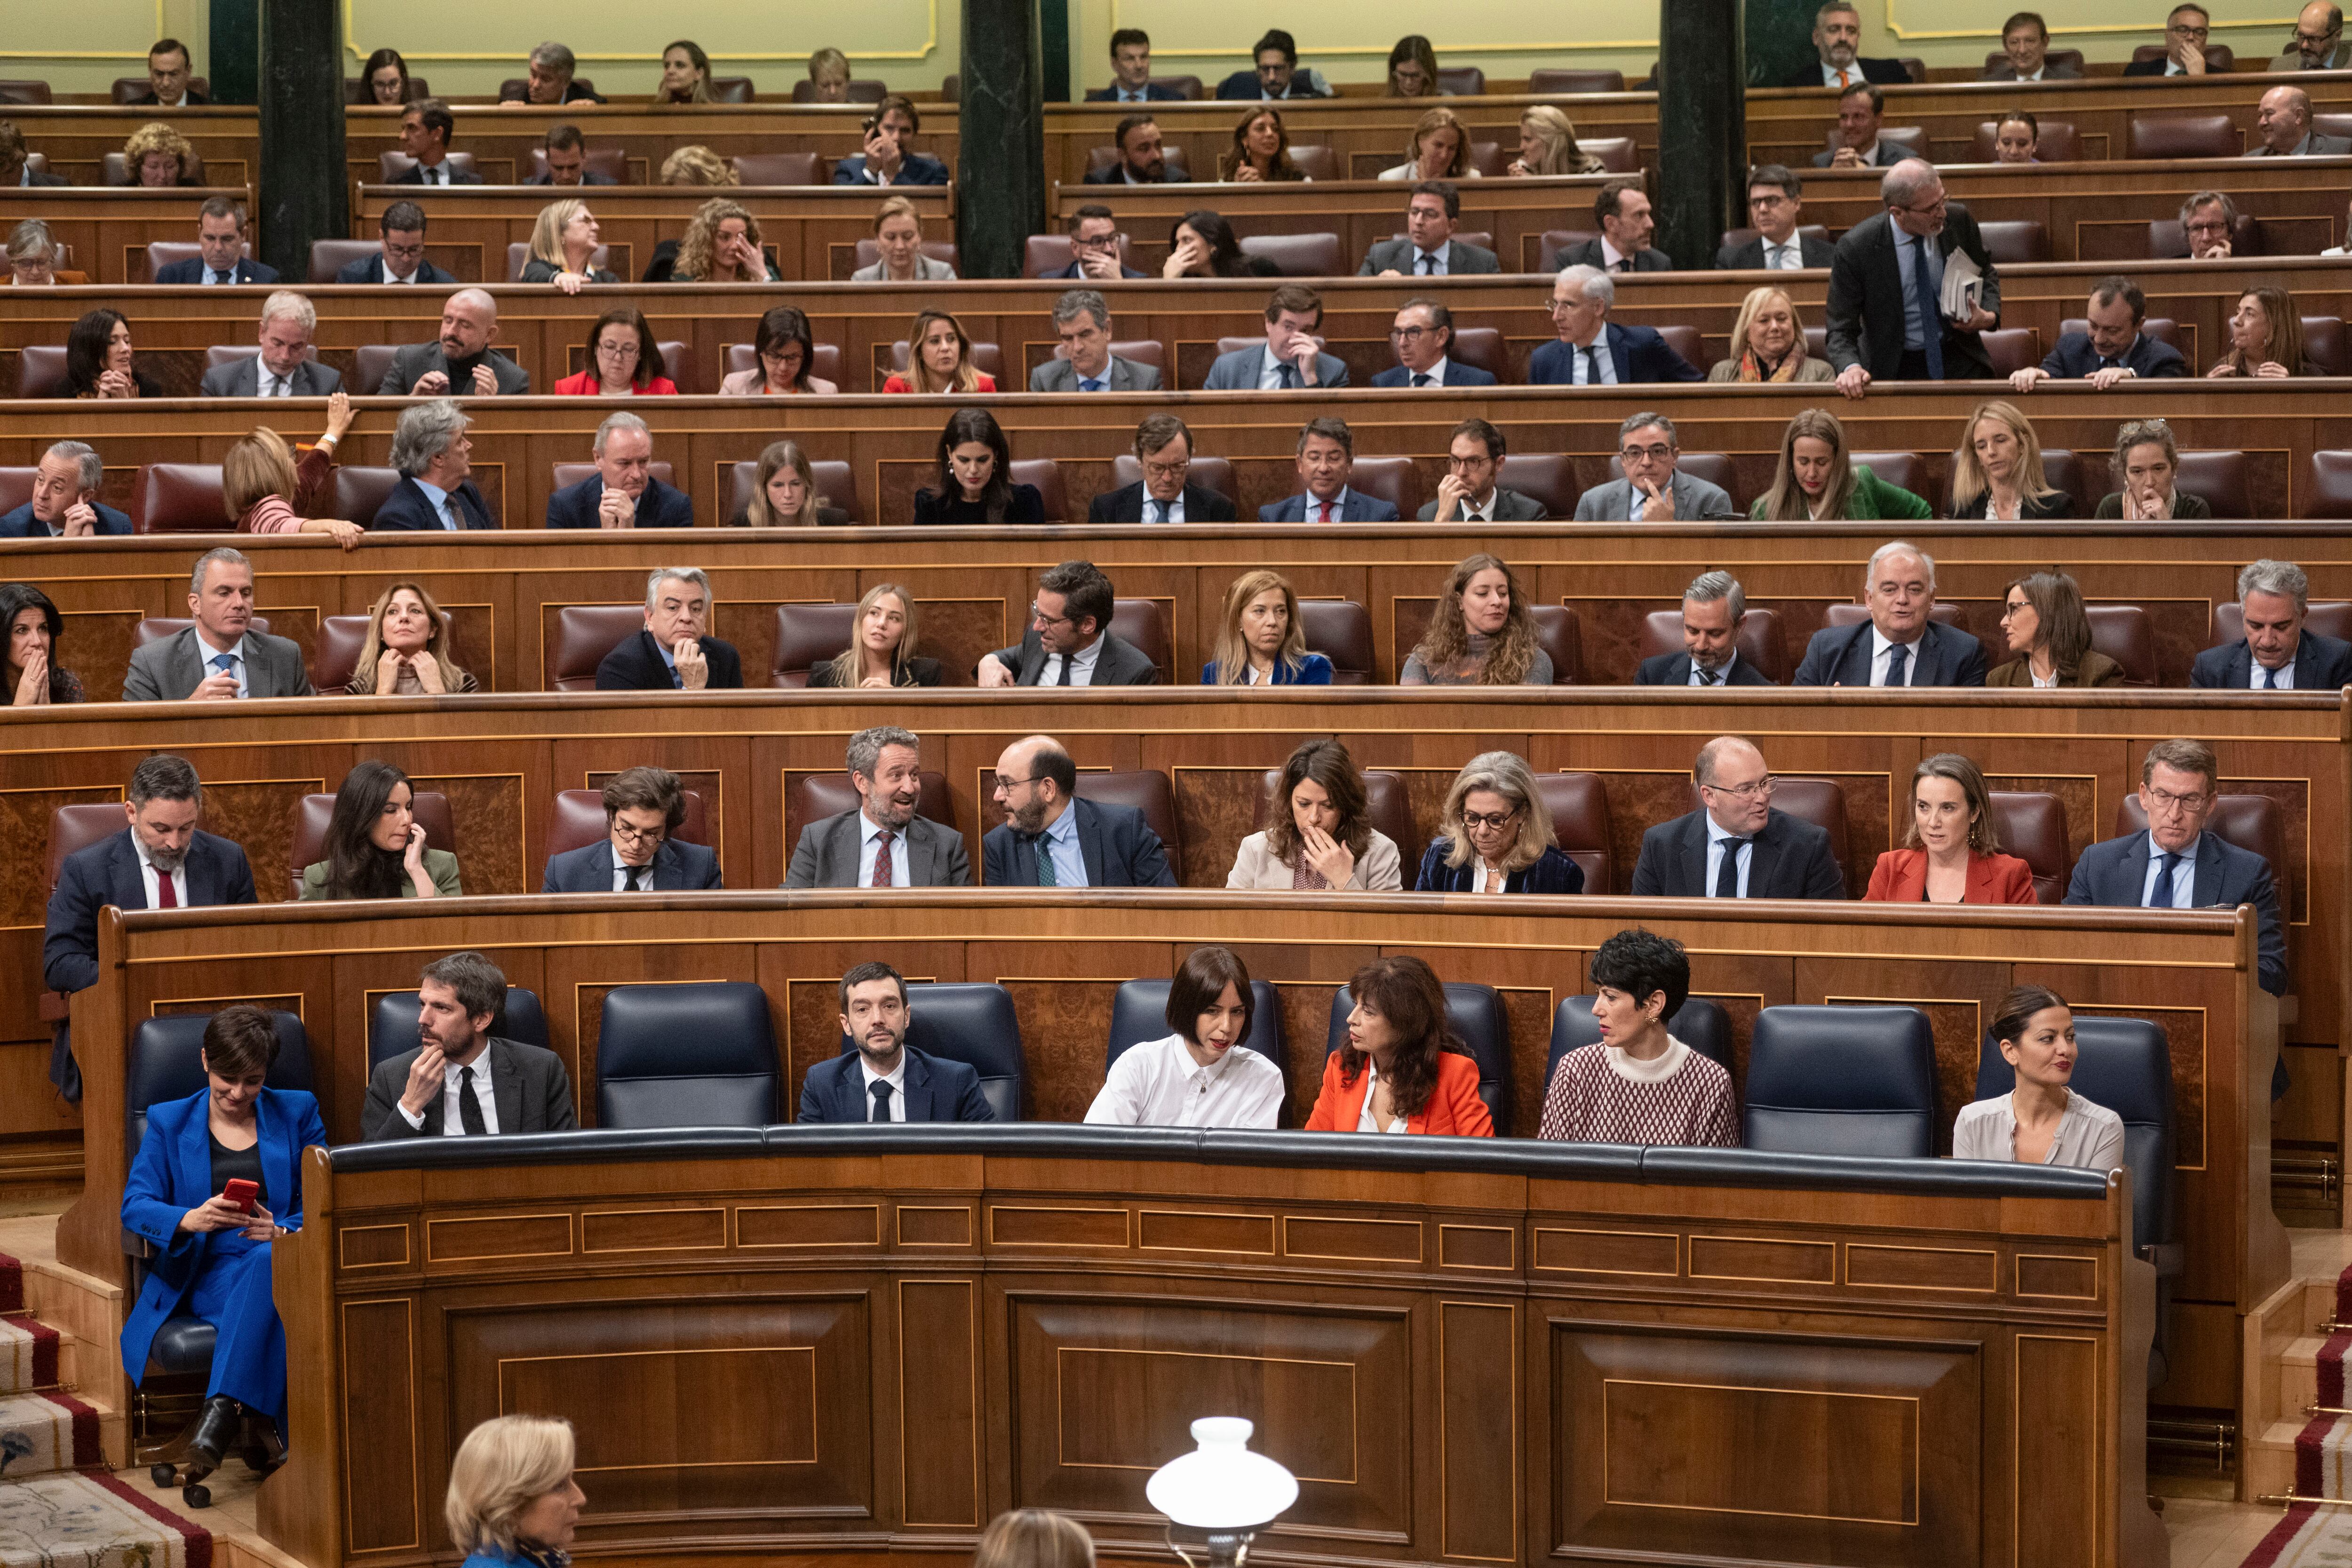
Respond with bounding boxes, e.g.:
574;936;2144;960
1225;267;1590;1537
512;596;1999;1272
1656;0;1747;276
255;0;346;281
957;0;1048;278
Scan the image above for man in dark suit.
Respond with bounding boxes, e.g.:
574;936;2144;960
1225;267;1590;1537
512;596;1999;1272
0;442;133;537
1812;83;1906;170
339;204;460;284
1716;165;1836;271
1201;285;1348;390
1419;419;1546;521
1215;30;1331;99
2252;85;2352;156
128;39;208;105
1639;571;1777;686
1824;159;2002;394
1047;205;1148;278
153;198;278;285
1086;29;1184;102
199;292;342;398
523;123;616;185
597;567;745;691
1792;541;1987;686
546;413;695;529
1553;178;1676;273
1527;266;1703;386
121;548;316;700
542;767;723;892
362;951;578;1139
2010;276;2188;394
499;42;606;105
1778;2;1909;87
1358;183;1502;278
1630;737;1847;899
2192;560;2352;692
390;100;481;187
1082;116;1175;185
1259;419;1400;523
376;290;530;396
373;399;496;532
44;754;255;1099
2123;5;2217;75
832;97;950;185
786;726;971;888
800;963;994;1122
1089;415;1237;523
2;125;70;187
1374;299;1499;388
983;737;1176;887
978;561;1161;686
1981;12;2082;78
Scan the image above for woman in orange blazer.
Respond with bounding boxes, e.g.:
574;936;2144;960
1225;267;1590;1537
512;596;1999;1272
1865;753;2038;905
1306;956;1495;1137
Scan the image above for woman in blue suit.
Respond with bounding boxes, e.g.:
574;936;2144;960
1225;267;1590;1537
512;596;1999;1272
1201;571;1334;685
1414;751;1586;894
120;1004;326;1478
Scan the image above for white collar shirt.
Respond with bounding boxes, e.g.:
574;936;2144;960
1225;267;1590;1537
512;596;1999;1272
1304;486;1354;522
1403;355;1451;388
1354;1059;1409;1133
1703;811;1754;897
1041;634;1104;688
1412;244;1449;277
2140;832;2199;907
1687;651;1740;686
1869;624;1924;686
1762;233;1804;270
395;1048;501;1135
1566;326;1616;385
858;1053;910;1120
858;810;913;887
610;842;659;892
131;833;191;909
2254;647;2298;690
1142;490;1185;525
1083;1034;1284;1128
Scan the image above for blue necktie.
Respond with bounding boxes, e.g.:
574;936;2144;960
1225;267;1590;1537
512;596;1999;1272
1147;500;1166;524
1884;643;1909;687
1412;373;1434;387
210;652;236;692
2260;664;2277;690
1715;838;1748;898
1910;236;1945;380
2146;851;2183;907
1079;376;1104;392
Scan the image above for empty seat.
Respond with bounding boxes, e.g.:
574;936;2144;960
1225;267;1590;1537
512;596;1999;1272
313;615;370;693
549;605;646;691
1977;222;2049;265
355;345;400;398
1534;772;1612;889
1237;232;1343;277
1549;994;1733;1078
138;465;227;534
1346;457;1421;518
1285;145;1340;181
15;345;67;398
1497;454;1577;519
290;791;454;898
2128;112;2240;160
1446;326;1506;382
308;239;391;282
1252;767;1415;867
2174;450;2250;519
1969;118;2082;162
1640;607;1788;684
795;772;955;842
1988;791;2069;904
527;146;627;184
1076;770;1183;881
1529;605;1583;685
0;81;55;105
1743;1004;1936;1157
1537;229;1597;271
1324;982;1510;1133
1581;138;1639;173
1528;68;1625;93
2304;451;2352;519
548;788;708;859
1106;978;1286;1075
2116;793;2288;914
596;982;776;1128
1111;454;1237;509
1848;451;1923;500
771;603;857;687
368;987;547;1073
1295;600;1374;684
2085;604;2157;686
2302;317;2348;378
330;466;403;528
832;982;1023;1121
1434;66;1484;95
1008;459;1068;523
1977;327;2040;377
854;237;958;274
1108;598;1171;680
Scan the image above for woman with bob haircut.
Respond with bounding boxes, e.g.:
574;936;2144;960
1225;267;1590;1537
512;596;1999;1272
61;308;159;399
1536;929;1737;1146
2;581;84;704
1949;400;2073;519
445;1415;585;1568
731;439;852;526
1706;286;1831;383
1751;408;1931;521
1951;984;2125;1168
344;580;480;695
1160;209;1278;279
912;407;1041;525
552;307;676;395
1864;753;2037;904
1220;107;1309;182
885;308;994;394
1414;750;1584;894
1988;569;2123;687
225;424;365;548
2094;417;2209;519
518;198;616;294
854;196;957;281
1228;737;1403;891
1380;107;1478;181
1508;106;1604;177
808;582;942;687
1401;554;1550;685
298;759;461;900
1083;946;1284;1128
1201;570;1332;685
720;307;837;395
1305;955;1493;1136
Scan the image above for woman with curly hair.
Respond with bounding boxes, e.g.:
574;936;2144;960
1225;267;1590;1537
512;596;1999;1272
1228;737;1402;891
124;122;199;186
1380;107;1478;181
1220;107;1309;183
669;198;779;282
659;145;737;186
1305;955;1493;1136
1400;554;1550;685
343;580;480;696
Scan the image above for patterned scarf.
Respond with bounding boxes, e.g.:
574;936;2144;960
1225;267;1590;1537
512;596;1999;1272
1736;348;1805;383
1291;853;1328;891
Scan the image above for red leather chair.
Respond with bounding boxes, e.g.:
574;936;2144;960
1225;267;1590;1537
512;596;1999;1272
794;773;954;847
138;466;228;534
288;790;454;899
331;467;404;528
1978;222;2050;266
725;457;861;524
2128;113;2241;159
855;238;959;274
553;462;674;493
508;242;613;281
1111;455;1238;507
1446;327;1506;382
0;81;54;105
1978;327;2042;377
2086;605;2158;687
1237;232;1343;277
1294;601;1375;684
15;346;67;398
1084;146;1194;182
549;605;645;691
2213;601;2352;645
0;468;36;513
721;342;846;392
548;788;708;859
1580;138;1639;173
887;339;1004;382
307;239;389;282
1528;68;1625;93
2116;793;2287;915
2174;451;2250;519
1536;772;1613;891
1284;146;1340;182
1689;777;1848;883
2304;452;2352;519
1345;457;1421;519
727;151;826;185
1252;769;1415;866
1109;600;1171;680
145;240;249;283
2301;318;2347;378
376;151;476;183
1497;454;1578;519
527;147;628;184
790;79;888;103
1008;460;1067;523
48;803;127;891
1969;119;2082;162
1463;143;1507;179
1434;66;1485;95
313;616;371;694
104;151;206;185
1022;233;1138;277
771;603;857;687
1990;792;2070;905
1529;605;1582;685
1074;771;1184;882
1640;607;1788;684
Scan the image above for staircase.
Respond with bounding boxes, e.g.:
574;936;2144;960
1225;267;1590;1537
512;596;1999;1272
2247;1248;2352;1503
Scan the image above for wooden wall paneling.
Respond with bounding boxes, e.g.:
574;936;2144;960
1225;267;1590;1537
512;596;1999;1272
0;191;255;285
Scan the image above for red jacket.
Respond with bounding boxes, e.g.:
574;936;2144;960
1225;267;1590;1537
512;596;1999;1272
1305;1050;1493;1136
1863;848;2037;904
551;370;679;396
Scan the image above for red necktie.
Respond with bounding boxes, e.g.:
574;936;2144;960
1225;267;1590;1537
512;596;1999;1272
872;831;895;888
1316;501;1334;522
154;869;177;908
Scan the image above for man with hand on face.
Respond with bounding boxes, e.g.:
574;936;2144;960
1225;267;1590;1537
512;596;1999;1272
121;547;314;701
1260;419;1399;523
1792;540;1987;686
2126;3;2217;72
200;292;341;397
786;726;971;888
1030;290;1160;391
155;198;278;285
390;100;481;187
1420;419;1545;521
1574;413;1732;522
1528;266;1702;386
983;735;1176;887
1087;29;1183;102
2010;276;2187;392
597;567;744;692
0;442;133;537
832;96;950;186
377;289;530;396
1554;179;1675;273
372;400;494;532
1045;206;1148;278
2192;559;2352;691
1631;736;1846;898
1082;116;1174;185
978;560;1160;686
1359;183;1502;278
1716;166;1835;271
1813;83;1903;170
542;766;722;892
1824;159;2002;397
800;963;995;1122
1203;285;1349;390
362;951;577;1139
1091;415;1237;523
1638;572;1776;686
1375;299;1498;388
2177;191;2239;261
546;412;694;529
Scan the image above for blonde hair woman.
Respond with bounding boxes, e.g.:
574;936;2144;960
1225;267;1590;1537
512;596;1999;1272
1401;554;1549;685
1508;106;1603;177
811;583;942;688
853;196;956;281
1949;400;2073;519
731;439;850;526
1707;286;1831;383
671;198;779;282
446;1416;584;1568
882;309;992;394
659;145;737;187
1379;107;1479;181
1202;570;1332;685
1414;750;1583;893
225;423;364;548
345;580;479;695
974;1511;1096;1568
520;198;614;294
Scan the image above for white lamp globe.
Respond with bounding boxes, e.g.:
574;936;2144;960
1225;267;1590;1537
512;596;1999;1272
1145;1417;1300;1530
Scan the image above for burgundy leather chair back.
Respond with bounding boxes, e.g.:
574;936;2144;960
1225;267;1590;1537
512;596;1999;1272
314;616;371;693
790;79;888;103
1990;791;2070;904
16;345;68;398
795;773;954;846
145;239;247;283
135;615;271;650
1824;602;1962;630
2302;317;2347;378
0;81;55;105
355;345;400;397
138;465;228;533
307;239;388;282
553;462;674;493
2175;450;2250;519
1497;454;1577;519
376;151;476;183
1435;66;1485;95
854;238;959;273
1008;459;1068;523
1581;138;1639;172
1463;143;1507;178
1284;146;1340;182
550;605;645;691
0;468;34;514
1969;119;2082;161
1022;233;1138;276
1076;771;1183;881
1688;777;1849;883
2085;604;2157;686
527;147;628;184
1535;772;1613;890
2116;793;2287;915
887;339;1004;381
1849;451;1924;501
1252;769;1415;865
2304;452;2352;520
1654;325;1703;371
1528;68;1625;93
331;467;403;527
1237;232;1343;277
289;791;454;899
1112;455;1238;506
1640;607;1788;684
548;788;707;859
1107;340;1169;376
1540;230;1594;271
1977;221;2050;266
726;458;861;524
2128;112;2240;159
1977;328;2041;377
1344;457;1420;518
1295;600;1374;685
1529;605;1582;685
1447;327;1506;382
2213;600;2352;646
771;603;857;687
730;151;826;185
1108;599;1172;680
49;803;127;892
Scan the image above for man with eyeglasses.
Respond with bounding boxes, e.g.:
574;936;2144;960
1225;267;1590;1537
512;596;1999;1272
1716;166;1834;271
1030;289;1160;392
1373;299;1497;389
2274;1;2349;69
2191;559;2352;691
338;203;457;285
1824;159;2002;397
542;766;721;892
977;560;1160;686
1420;419;1545;522
1528;265;1702;387
2252;85;2352;156
2124;4;2215;73
1043;206;1147;278
982;735;1175;887
1574;413;1732;523
1629;736;1846;899
1792;540;1987;686
1089;415;1236;523
2175;191;2239;260
1359;183;1501;278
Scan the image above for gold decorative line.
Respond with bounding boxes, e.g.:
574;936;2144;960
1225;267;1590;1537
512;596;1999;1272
1280;1213;1425;1265
1054;1345;1359;1482
340;1296;421;1552
896;1203;974;1247
151;991;305;1020
2012;1333;2104;1565
738;1202;883;1249
1436;1223;1517;1271
1687;1233;1837;1284
336;1222;411;1270
988;1203;1132;1248
1137;1208;1278;1256
1601;1377;1920;1525
2014;1252;2102;1300
580;1206;729;1253
1842;1241;1998;1293
1439;1300;1518;1560
1532;1226;1681;1277
422;1211;575;1263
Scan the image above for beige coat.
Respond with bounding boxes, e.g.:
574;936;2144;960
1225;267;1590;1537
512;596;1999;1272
1226;829;1403;891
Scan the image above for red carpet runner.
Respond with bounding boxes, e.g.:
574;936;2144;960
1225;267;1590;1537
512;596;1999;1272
2243;1263;2352;1563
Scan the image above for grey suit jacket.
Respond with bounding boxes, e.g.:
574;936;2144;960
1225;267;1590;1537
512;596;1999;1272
1573;471;1734;522
1979;60;2082;79
199;357;344;398
1356;237;1501;277
1415;487;1548;522
1028;354;1161;393
360;1037;578;1141
987;628;1160;685
375;342;531;396
122;627;315;701
2252;132;2352;156
1201;343;1350;390
785;810;972;888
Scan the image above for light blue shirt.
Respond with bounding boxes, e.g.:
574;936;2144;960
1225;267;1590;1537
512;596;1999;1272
1703;812;1752;898
857;810;911;888
1892;225;1943;353
1037;800;1089;888
196;632;250;698
2139;832;2197;908
1411;246;1449;277
1567;330;1616;386
656;641;680;685
410;476;461;531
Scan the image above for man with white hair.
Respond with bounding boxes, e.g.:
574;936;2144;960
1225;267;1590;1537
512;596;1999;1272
199;291;341;398
0;442;133;537
2191;559;2352;690
1791;541;1987;686
546;412;694;528
1823;159;2002;397
372;399;494;531
375;288;530;396
596;567;744;692
1527;264;1701;385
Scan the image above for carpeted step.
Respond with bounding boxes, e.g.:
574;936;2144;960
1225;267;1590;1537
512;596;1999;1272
0;1470;212;1568
0;1253;20;1316
0;1320;60;1398
0;1393;99;1481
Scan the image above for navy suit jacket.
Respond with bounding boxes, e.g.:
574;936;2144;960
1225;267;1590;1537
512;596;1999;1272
2190;632;2352;692
336;254;461;286
1414;841;1584;894
1085;81;1186;101
1629;808;1846;899
389;162;483;186
1045;258;1149;279
596;629;745;691
1791;619;1987;687
1372;359;1499;388
799;1045;995;1123
546;474;695;530
2040;331;2188;380
981;797;1175;887
832;153;950;185
1527;324;1702;386
153;256;278;285
1259;489;1400;522
1089;480;1236;523
541;836;722;892
0;500;133;537
2066;829;2287;996
1636;651;1777;686
370;475;494;532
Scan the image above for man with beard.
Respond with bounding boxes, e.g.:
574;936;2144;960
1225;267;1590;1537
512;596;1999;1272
543;767;722;891
362;951;577;1139
374;289;531;396
982;735;1175;887
44;755;257;1100
786;727;969;887
799;962;995;1122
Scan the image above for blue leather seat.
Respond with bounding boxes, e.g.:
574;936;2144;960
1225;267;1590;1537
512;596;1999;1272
838;982;1025;1122
124;1010;312;1377
1742;1005;1936;1158
596;983;778;1128
1547;995;1732;1079
1323;983;1509;1133
368;987;548;1073
1106;979;1286;1072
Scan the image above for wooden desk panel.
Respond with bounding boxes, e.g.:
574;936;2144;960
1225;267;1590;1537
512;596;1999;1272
0;107;259;191
0;191;257;286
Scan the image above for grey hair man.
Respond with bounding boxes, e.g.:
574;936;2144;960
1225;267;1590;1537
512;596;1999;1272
504;40;606;105
785;724;973;888
547;410;695;529
1030;288;1161;391
372;399;491;531
1531;263;1701;386
1791;540;1988;686
1574;412;1734;522
0;440;132;538
594;567;746;692
1823;158;2003;397
199;290;342;398
1638;571;1776;686
2193;558;2352;690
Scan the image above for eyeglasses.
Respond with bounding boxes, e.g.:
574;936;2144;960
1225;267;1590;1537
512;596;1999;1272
611;821;667;844
2167;22;2209;38
993;773;1041;792
2296;24;2341;45
1702;776;1779;800
1620;444;1675;462
1749;193;1792;209
1895;194;1948;217
1071;232;1121;250
2145;786;2210;812
1542;295;1583;313
1389;326;1436;342
1460;807;1520;831
1029;602;1074;626
1142;458;1189;480
595;340;639;359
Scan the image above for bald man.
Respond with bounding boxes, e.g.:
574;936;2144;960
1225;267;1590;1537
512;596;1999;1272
1629;737;1847;900
2252;85;2352;155
2274;1;2350;69
375;288;531;396
980;735;1174;888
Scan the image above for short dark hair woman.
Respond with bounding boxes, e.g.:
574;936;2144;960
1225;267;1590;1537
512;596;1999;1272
719;306;838;395
552;307;676;396
1536;929;1737;1146
298;760;461;900
809;582;942;687
1160;209;1277;279
1414;750;1583;893
1305;955;1493;1136
1952;985;2125;1168
62;309;159;399
1863;753;2037;904
913;407;1043;525
1227;737;1403;890
1082;946;1285;1128
1401;554;1550;685
1988;569;2122;687
1;581;83;704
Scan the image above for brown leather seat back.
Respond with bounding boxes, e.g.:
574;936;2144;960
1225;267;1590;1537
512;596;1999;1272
1990;791;2070;904
2212;601;2352;645
771;603;857;686
2176;451;2250;519
550;605;644;691
1008;459;1068;523
1108;599;1171;680
548;788;708;859
331;467;403;527
2301;317;2347;377
1237;231;1343;277
794;772;954;848
1653;325;1703;371
138;465;227;533
2304;452;2352;519
1447;327;1506;381
1496;454;1577;519
1074;771;1183;880
49;803;127;892
731;152;827;185
1528;68;1625;93
1111;454;1237;506
290;790;453;898
308;239;386;281
1344;457;1420;518
1581;138;1638;172
314;615;370;693
1849;451;1923;501
1295;600;1374;684
2129;112;2241;159
1535;772;1613;890
2116;793;2287;915
1529;605;1582;685
16;345;68;398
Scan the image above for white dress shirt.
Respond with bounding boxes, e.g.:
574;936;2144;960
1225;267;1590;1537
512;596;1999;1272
1454;484;1497;521
1039;635;1104;687
1566;328;1617;385
1687;652;1741;686
1302;487;1355;522
1410;245;1449;277
397;1050;502;1135
1402;355;1451;388
1762;236;1804;271
1703;812;1753;898
1084;1034;1284;1127
858;1053;909;1120
610;850;658;892
857;810;912;887
194;629;251;697
1354;1060;1408;1133
1256;348;1300;390
1869;626;1923;686
1599;238;1637;271
132;835;191;909
2252;656;2296;690
414;161;453;185
385;264;421;284
2140;833;2198;907
201;268;235;286
256;364;295;398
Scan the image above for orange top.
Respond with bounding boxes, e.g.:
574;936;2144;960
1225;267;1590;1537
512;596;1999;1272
882;372;996;394
1863;847;2038;905
1304;1050;1493;1136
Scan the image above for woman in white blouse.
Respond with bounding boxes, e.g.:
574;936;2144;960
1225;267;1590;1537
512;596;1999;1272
1228;739;1404;891
1952;985;2125;1169
1083;946;1284;1128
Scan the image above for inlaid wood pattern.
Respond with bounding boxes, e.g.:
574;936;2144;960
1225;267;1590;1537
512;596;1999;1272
0;786;118;928
1000;980;1119;1122
407;773;525;895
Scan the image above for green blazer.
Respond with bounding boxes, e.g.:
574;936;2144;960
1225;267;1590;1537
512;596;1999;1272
1986;649;2126;687
298;848;462;900
1751;465;1931;521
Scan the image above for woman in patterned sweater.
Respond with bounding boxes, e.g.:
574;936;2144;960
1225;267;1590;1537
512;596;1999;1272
1537;929;1738;1147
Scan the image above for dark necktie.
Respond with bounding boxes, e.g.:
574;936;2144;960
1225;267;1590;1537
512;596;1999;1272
1910;236;1946;380
2260;664;2277;690
1025;832;1059;886
458;1065;487;1134
869;1081;893;1122
2145;851;2183;907
1700;665;1724;686
1885;643;1909;687
1715;837;1749;898
154;868;177;907
2098;357;2119;372
1613;258;1631;274
1277;362;1298;389
1056;653;1073;686
211;269;230;286
1147;499;1165;524
872;830;895;888
1412;372;1433;387
1418;254;1434;275
1582;347;1602;385
623;864;645;892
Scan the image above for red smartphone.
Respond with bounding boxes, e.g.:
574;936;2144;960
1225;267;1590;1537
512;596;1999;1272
221;1179;260;1214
